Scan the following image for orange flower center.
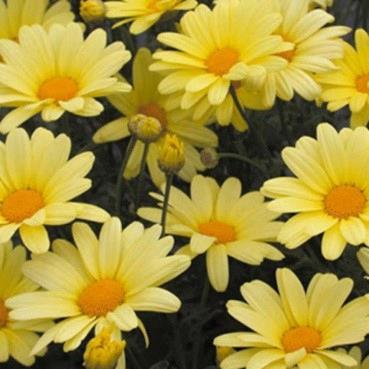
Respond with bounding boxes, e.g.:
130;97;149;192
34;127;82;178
282;326;321;353
198;221;236;243
356;75;369;93
38;77;78;101
276;49;295;62
2;190;44;223
138;102;167;128
78;279;125;317
206;48;240;76
0;299;8;328
324;185;366;219
147;0;159;11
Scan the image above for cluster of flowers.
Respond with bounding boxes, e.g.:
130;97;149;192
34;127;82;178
0;0;368;369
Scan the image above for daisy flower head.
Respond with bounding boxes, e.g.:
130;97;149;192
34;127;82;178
6;217;190;355
255;0;349;107
93;48;218;187
214;268;369;369
0;22;132;134
150;0;292;125
138;175;284;292
104;0;198;35
0;127;109;254
318;29;369;128
0;0;75;42
262;122;369;260
0;241;51;366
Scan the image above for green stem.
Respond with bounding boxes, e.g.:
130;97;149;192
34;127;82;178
160;173;174;237
77;141;98;154
230;86;272;160
115;136;137;216
135;143;150;210
218;152;267;175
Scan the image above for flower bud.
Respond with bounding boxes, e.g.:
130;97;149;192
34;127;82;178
83;328;125;369
158;133;185;174
128;114;163;143
200;148;219;169
80;0;106;23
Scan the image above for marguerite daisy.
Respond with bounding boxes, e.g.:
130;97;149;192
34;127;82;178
138;175;284;292
151;0;291;123
0;0;75;42
318;29;369;127
93;48;218;187
0;127;109;254
214;268;369;369
0;241;51;366
0;22;131;133
105;0;198;34
262;123;369;260
7;217;190;356
256;0;349;107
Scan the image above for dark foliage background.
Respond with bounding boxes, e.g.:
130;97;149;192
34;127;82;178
3;0;369;368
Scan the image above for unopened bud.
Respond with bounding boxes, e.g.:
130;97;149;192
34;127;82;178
128;114;163;143
200;148;219;169
83;328;125;369
80;0;106;23
158;133;185;174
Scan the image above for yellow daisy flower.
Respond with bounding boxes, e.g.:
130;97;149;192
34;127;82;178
0;22;131;134
262;123;369;260
214;268;369;369
318;29;369;128
138;175;284;292
105;0;198;34
150;0;291;123
0;241;51;366
0;127;109;254
7;217;190;356
0;0;75;42
256;0;349;107
93;48;218;187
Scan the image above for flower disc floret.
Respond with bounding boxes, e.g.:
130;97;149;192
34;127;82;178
282;326;321;353
38;77;78;101
199;221;236;243
78;280;125;317
2;190;44;223
0;299;8;328
324;185;365;219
